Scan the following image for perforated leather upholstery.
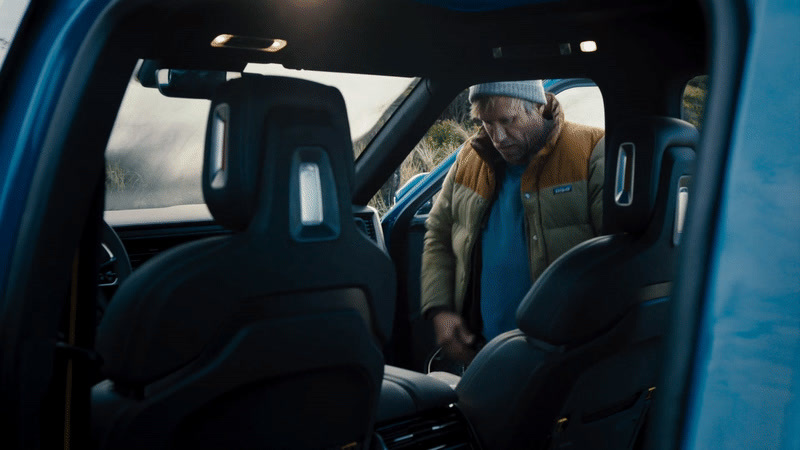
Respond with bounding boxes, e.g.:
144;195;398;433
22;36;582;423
92;76;396;449
456;117;697;450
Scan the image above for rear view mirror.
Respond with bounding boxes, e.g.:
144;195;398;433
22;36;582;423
136;59;159;88
157;69;228;99
134;59;233;99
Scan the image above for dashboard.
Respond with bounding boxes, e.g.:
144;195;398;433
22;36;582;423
104;204;385;271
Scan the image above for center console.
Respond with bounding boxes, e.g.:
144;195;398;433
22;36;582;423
374;366;480;449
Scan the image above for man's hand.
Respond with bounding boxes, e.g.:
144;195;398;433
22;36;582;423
432;310;478;364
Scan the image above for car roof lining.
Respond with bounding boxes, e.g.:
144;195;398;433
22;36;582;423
114;0;704;78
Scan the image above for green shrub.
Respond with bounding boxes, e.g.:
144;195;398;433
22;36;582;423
106;161;144;192
369;119;477;215
683;75;708;130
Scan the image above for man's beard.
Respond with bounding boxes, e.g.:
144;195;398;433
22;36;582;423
525;118;555;156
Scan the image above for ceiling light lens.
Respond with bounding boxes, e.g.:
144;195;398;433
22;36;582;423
211;34;234;47
210;35;287;53
267;39;288;52
580;40;598;52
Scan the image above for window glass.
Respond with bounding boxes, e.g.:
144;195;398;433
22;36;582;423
105;76;210;211
682;75;708;130
105;62;417;211
372;79;604;216
245;64;418;158
0;0;31;68
369;92;478;215
556;86;604;129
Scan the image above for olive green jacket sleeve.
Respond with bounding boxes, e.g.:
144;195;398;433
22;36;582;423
588;137;605;234
419;158;459;317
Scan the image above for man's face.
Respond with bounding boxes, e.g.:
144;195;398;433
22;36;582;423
476;96;545;166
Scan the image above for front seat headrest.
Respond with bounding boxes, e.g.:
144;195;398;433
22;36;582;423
603;116;699;234
516;116;698;345
202;75;355;233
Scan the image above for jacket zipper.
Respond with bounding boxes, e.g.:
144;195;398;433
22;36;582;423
465;195;495;289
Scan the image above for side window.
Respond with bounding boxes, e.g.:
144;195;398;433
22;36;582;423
555;85;604;129
682;75;708;130
369;90;478;215
372;79;605;217
0;0;31;69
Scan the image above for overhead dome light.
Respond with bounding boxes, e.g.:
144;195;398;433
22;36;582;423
210;34;287;53
211;35;232;47
579;40;598;53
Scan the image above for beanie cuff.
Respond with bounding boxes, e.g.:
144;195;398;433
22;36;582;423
469;80;546;105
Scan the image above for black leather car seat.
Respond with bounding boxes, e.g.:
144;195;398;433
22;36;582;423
455;117;698;450
92;76;396;449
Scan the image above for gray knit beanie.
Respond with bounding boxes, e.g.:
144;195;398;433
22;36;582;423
468;80;546;105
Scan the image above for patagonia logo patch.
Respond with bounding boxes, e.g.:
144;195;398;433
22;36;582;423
553;185;573;195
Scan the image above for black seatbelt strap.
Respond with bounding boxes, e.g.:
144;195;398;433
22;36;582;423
55;179;104;449
56;252;103;449
64;251;81;449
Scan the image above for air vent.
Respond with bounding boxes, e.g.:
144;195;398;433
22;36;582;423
375;407;477;450
353;215;377;242
128;249;161;270
120;226;230;269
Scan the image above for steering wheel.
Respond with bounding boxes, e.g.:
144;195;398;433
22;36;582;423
98;220;132;314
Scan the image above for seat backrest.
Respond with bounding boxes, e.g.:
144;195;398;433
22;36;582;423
93;76;396;450
455;116;697;450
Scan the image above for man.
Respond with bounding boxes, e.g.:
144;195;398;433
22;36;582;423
420;80;604;364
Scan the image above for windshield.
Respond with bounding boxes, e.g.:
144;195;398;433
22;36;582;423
105;62;417;211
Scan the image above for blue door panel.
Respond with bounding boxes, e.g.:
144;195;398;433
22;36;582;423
0;0;110;295
683;0;800;447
